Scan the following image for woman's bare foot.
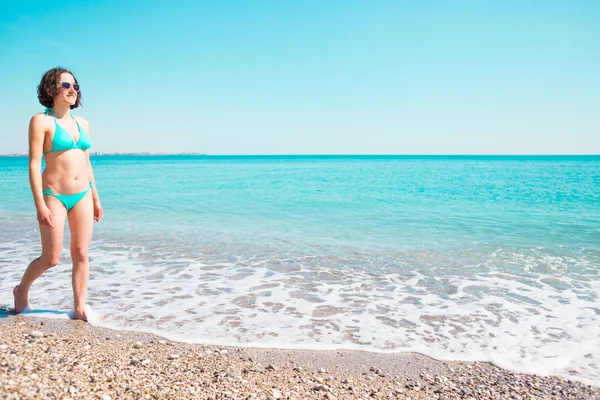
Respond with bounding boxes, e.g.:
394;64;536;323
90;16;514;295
71;307;88;322
13;285;30;314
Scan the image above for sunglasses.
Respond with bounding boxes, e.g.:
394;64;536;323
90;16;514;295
58;81;80;92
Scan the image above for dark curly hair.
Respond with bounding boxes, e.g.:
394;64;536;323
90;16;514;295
37;67;82;109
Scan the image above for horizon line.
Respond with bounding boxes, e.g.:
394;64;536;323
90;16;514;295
1;152;599;157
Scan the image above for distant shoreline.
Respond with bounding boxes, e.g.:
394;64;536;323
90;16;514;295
0;152;210;157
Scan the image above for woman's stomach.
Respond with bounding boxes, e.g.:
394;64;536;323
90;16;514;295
42;151;89;193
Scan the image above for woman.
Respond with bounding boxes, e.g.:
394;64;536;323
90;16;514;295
13;67;103;321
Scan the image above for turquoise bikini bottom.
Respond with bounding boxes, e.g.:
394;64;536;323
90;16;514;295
43;183;92;211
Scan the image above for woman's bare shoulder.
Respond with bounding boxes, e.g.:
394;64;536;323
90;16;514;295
29;112;51;129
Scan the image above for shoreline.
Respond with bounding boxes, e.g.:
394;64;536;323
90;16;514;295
1;316;598;399
33;312;600;388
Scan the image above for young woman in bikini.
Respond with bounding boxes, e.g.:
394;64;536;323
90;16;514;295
13;67;103;321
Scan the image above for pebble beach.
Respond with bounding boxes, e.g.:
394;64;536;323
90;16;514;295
1;315;598;400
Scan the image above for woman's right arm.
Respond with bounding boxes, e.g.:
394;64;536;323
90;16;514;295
28;114;54;227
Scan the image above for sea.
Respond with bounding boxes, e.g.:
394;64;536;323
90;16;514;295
0;155;598;386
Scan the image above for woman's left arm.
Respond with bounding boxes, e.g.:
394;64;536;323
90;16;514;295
80;118;103;222
87;150;103;222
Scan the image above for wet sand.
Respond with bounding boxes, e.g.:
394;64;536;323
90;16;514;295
0;316;598;399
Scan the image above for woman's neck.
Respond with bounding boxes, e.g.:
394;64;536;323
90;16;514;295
51;103;71;119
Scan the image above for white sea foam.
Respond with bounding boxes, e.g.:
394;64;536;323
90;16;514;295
1;234;598;387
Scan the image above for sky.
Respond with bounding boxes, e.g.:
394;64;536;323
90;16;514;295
0;0;599;155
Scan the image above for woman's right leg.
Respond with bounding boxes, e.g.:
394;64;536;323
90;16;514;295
13;196;67;313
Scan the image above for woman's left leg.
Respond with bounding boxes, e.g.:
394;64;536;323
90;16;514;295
67;190;94;321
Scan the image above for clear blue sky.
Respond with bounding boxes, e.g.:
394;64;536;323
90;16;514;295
1;0;598;154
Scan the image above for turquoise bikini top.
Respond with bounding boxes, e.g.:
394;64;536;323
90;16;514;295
43;108;91;155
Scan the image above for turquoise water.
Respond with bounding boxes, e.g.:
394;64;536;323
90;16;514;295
1;155;599;385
